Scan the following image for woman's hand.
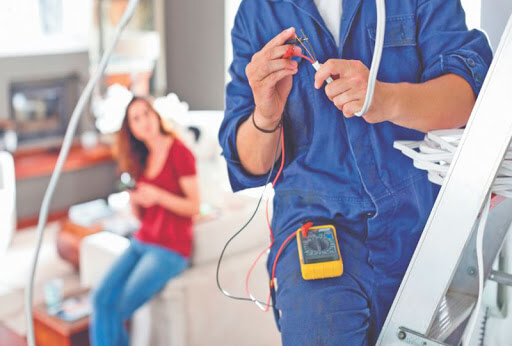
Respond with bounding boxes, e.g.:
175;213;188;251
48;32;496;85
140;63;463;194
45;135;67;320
130;183;162;208
245;27;301;129
314;59;396;124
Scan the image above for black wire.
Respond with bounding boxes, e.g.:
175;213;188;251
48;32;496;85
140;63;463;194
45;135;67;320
215;126;283;306
300;28;317;61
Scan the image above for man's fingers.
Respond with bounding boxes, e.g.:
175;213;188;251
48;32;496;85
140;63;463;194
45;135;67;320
260;68;298;88
324;78;353;101
341;100;363;118
266;45;302;60
314;61;337;89
314;59;354;89
251;59;298;81
332;89;361;111
263;27;296;50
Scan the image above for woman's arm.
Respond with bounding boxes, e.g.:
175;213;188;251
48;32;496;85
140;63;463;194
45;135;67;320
133;178;200;218
157;176;200;217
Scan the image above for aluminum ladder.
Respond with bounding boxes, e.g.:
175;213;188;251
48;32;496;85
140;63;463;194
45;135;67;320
377;15;512;346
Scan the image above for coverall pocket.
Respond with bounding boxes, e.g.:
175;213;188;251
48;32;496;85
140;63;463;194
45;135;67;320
367;14;417;48
366;14;420;80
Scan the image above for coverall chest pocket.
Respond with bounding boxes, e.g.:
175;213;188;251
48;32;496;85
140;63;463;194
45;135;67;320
367;14;419;81
367;14;417;48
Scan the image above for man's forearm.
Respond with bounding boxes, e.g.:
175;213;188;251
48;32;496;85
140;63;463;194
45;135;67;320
236;109;282;175
387;74;476;133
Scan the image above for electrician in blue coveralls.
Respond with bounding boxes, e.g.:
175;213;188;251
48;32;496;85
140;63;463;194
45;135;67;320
219;0;492;345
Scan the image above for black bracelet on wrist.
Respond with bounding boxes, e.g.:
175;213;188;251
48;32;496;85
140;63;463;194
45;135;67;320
251;112;282;133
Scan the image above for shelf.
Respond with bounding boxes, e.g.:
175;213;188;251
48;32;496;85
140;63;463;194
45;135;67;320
14;143;114;180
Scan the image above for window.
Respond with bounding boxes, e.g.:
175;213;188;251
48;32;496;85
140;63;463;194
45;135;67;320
461;0;482;30
0;0;93;56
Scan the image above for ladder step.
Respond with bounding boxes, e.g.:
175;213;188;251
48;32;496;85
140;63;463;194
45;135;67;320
428;291;475;341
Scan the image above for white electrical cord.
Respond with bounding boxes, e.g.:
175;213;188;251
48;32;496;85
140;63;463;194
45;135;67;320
24;1;140;345
355;0;386;117
394;130;505;345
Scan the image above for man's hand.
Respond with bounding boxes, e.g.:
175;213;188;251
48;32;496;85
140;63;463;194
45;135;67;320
314;59;395;124
245;27;302;129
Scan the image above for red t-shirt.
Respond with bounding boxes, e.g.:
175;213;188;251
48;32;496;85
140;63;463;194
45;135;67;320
134;139;196;258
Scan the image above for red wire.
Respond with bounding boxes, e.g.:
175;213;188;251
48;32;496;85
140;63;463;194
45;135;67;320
245;244;272;311
295;53;315;64
270;231;297;290
266;199;273;242
245;127;285;310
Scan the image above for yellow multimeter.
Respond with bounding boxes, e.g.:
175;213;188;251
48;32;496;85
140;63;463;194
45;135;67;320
296;224;343;280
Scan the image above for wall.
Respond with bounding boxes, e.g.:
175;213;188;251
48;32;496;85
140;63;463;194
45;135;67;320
481;0;512;51
164;0;225;110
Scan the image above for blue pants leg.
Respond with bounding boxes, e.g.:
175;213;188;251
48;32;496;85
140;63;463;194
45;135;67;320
90;241;140;346
89;238;188;346
269;219;405;346
272;245;375;345
117;240;189;321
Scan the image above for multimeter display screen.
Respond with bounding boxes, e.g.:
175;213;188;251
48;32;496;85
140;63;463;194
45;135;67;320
300;227;340;264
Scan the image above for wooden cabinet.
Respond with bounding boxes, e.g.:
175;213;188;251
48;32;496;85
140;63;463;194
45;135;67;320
33;291;90;346
14;143;117;229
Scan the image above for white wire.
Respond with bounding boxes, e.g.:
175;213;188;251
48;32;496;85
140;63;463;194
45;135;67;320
355;0;386;117
24;1;140;345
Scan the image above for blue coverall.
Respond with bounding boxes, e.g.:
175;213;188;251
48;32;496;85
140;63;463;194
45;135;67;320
219;1;492;345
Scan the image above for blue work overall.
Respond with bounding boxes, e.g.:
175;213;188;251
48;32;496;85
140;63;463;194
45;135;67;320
219;1;492;344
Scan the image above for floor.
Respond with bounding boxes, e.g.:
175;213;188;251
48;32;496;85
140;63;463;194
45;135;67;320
0;321;25;346
0;222;81;345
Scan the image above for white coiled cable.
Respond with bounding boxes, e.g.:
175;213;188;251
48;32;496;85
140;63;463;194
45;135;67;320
394;130;512;198
25;1;140;345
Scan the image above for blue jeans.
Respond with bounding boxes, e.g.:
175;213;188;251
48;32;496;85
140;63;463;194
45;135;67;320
89;237;188;346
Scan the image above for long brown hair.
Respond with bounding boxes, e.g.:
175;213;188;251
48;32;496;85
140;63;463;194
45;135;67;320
115;96;175;179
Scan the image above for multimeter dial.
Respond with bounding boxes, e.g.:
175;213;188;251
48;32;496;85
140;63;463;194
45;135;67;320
300;227;340;264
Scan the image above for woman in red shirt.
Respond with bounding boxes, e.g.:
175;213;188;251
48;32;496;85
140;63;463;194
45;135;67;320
90;97;199;346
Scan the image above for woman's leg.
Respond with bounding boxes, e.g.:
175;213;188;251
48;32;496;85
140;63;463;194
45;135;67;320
115;240;188;344
89;240;141;346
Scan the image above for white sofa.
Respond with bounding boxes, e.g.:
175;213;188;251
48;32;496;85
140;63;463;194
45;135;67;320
0;151;16;256
80;111;281;346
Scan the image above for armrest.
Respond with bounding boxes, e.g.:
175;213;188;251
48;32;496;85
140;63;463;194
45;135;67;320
79;232;130;288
